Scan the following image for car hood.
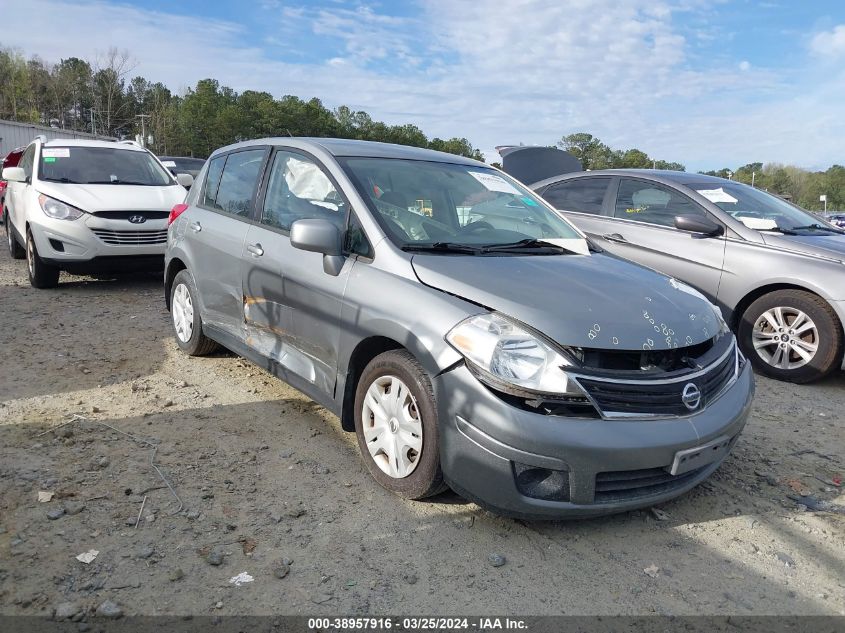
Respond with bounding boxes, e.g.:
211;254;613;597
37;182;186;212
760;232;845;261
411;253;722;351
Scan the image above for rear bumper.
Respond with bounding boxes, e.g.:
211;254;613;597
435;361;754;519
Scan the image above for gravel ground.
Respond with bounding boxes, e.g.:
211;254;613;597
0;247;843;620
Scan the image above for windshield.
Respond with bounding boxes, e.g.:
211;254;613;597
39;146;175;186
340;158;582;250
687;181;841;234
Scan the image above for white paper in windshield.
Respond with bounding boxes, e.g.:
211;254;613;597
468;171;521;195
42;148;70;158
161;160;177;168
737;216;778;230
697;188;738;204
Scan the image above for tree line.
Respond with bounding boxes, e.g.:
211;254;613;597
0;45;484;161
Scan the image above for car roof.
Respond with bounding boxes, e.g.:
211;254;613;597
211;137;486;166
534;168;733;188
42;139;147;152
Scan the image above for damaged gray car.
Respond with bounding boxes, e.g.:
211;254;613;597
164;138;754;518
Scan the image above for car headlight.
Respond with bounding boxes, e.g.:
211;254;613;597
446;313;584;397
38;194;84;220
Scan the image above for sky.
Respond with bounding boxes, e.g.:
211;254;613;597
2;0;845;171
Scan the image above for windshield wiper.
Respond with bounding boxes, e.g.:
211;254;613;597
41;177;81;184
479;238;572;254
401;242;483;254
761;226;799;236
788;223;845;234
86;179;152;185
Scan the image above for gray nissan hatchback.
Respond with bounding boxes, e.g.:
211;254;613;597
164;138;754;518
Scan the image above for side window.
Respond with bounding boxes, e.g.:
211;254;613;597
614;178;704;227
20;145;35;180
260;150;346;231
214;149;265;218
201;155;226;210
542;177;610;214
345;212;373;258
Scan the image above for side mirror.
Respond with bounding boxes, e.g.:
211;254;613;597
674;214;723;237
176;173;194;188
290;218;345;276
2;167;26;183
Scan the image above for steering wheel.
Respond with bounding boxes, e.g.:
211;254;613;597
460;220;495;234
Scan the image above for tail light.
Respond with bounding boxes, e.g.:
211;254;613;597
168;203;188;226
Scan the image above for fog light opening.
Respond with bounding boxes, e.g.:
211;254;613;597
513;462;570;502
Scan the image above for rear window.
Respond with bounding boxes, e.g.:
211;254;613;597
39;146;174;186
542;177;610;214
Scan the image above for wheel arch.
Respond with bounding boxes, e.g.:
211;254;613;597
339;336;406;432
731;283;839;330
164;257;188;310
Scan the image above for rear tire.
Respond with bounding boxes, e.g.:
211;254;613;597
6;211;24;259
170;269;218;356
738;289;842;383
353;349;447;500
26;229;59;288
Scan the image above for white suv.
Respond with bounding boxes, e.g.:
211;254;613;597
3;138;193;288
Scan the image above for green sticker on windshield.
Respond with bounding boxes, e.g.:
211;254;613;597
521;196;538;206
43;157;56;163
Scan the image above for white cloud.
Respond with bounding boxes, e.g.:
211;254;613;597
809;24;845;59
1;0;841;171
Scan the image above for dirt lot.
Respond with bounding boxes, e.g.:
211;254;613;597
0;247;843;620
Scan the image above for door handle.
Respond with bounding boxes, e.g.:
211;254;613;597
246;243;264;257
602;233;627;243
189;221;202;233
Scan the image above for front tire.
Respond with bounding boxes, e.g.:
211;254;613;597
170;269;218;356
353;349;446;500
26;229;59;288
738;289;843;383
6;212;24;259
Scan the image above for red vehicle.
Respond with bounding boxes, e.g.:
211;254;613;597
1;147;25;222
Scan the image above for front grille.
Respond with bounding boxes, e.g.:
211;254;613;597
92;228;168;245
91;210;170;220
594;465;708;504
576;342;737;418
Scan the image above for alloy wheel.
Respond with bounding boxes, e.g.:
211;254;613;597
361;375;423;478
751;306;819;370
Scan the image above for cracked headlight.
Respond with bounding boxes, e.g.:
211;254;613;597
38;194;84;220
446;313;584;397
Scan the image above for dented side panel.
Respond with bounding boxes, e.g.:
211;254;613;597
242;224;351;400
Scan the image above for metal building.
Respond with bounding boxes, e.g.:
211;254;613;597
0;119;114;158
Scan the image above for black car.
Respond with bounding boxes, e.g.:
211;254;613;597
158;156;206;180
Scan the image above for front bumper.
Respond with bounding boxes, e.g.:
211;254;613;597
435;360;754;519
28;214;168;265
